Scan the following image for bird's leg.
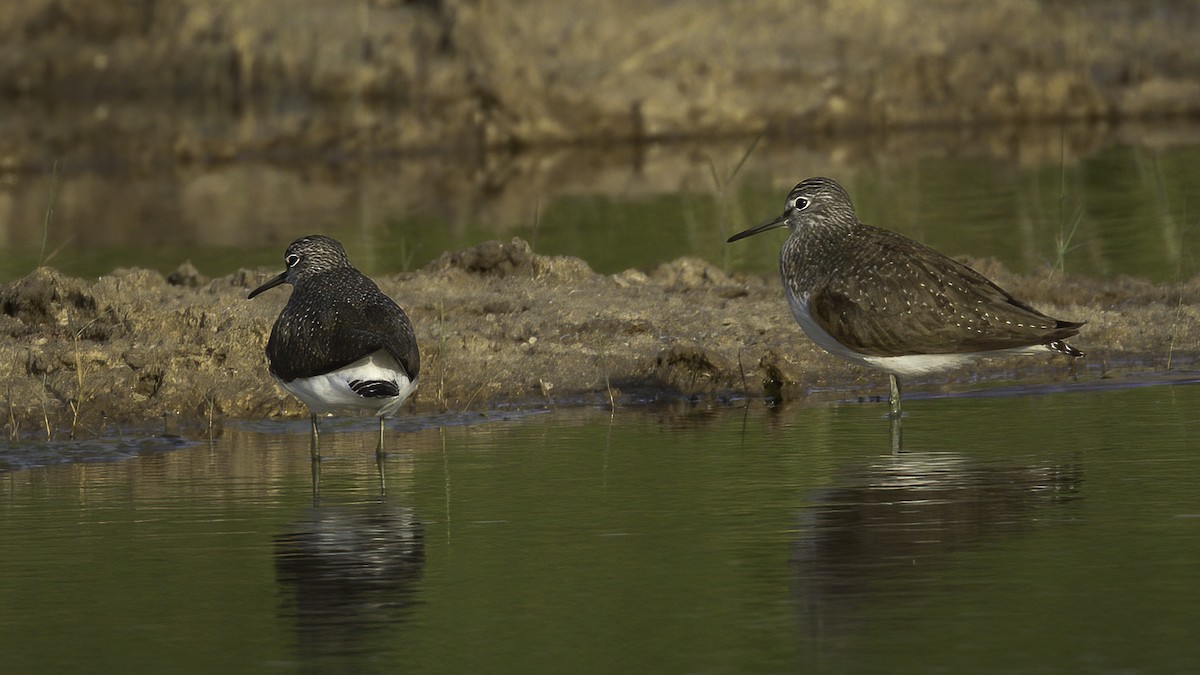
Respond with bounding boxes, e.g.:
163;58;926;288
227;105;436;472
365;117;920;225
376;416;387;495
889;415;904;454
310;413;321;462
888;374;903;419
376;451;387;495
310;455;321;505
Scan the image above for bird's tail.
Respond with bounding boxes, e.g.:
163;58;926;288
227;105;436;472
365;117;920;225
1049;339;1084;358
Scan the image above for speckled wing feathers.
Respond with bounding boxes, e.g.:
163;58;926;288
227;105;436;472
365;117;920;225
265;268;420;382
803;225;1083;357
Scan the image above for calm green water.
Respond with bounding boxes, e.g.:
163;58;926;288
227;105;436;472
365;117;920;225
2;383;1198;673
2;133;1199;283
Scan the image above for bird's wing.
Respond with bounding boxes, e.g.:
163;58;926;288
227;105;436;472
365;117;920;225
345;289;421;380
806;233;1081;357
266;273;420;381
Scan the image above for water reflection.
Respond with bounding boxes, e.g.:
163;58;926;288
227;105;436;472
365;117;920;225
274;498;425;660
308;452;389;503
2;121;1198;283
791;450;1079;637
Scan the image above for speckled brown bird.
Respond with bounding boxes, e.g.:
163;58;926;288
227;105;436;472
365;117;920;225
727;176;1083;416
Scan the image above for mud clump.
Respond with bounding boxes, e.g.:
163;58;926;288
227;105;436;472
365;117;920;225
0;239;1197;439
166;261;209;288
655;345;731;394
430;238;537;276
0;268;107;338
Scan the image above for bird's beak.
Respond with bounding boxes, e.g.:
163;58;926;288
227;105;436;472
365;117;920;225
727;212;788;243
247;271;288;299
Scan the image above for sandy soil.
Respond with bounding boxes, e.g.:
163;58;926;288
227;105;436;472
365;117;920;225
1;237;1197;439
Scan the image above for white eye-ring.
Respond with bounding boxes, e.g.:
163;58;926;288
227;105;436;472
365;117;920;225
286;254;301;267
791;196;810;211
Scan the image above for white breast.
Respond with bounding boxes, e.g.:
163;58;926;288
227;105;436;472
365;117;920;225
785;290;876;369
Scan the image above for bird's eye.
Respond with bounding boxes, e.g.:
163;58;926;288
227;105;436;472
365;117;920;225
286;254;301;267
792;196;810;211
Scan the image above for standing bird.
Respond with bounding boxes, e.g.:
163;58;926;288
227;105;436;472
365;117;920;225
249;235;420;460
727;177;1083;417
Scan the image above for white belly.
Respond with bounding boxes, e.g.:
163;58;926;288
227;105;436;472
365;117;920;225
277;351;417;417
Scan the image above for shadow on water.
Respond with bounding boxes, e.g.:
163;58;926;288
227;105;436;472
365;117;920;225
274;496;425;662
0;433;195;472
790;442;1081;642
0;406;546;474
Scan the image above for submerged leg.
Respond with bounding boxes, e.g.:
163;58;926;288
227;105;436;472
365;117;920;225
310;413;321;461
310;454;322;505
376;450;387;495
888;374;903;419
376;416;387;495
889;415;904;454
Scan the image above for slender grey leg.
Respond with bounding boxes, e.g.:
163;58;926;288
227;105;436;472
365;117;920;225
889;415;904;454
377;451;387;495
310;455;321;505
310;413;321;461
376;416;387;495
888;375;903;419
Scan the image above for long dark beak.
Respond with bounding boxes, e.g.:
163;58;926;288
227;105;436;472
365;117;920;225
726;213;788;243
247;271;288;299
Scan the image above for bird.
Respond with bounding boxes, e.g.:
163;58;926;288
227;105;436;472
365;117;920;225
248;235;420;461
727;176;1083;417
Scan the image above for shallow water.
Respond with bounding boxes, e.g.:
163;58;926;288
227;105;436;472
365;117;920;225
2;123;1200;284
2;383;1198;673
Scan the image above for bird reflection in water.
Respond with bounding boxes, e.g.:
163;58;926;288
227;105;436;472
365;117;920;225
275;499;424;660
309;454;389;502
791;451;1079;638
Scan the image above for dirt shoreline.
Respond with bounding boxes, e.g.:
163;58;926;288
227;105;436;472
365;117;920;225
1;237;1197;439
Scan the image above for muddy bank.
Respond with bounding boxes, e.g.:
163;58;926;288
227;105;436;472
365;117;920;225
2;1;1200;166
1;238;1197;438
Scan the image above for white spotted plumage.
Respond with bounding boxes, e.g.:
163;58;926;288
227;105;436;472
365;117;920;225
248;234;420;457
729;176;1084;415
